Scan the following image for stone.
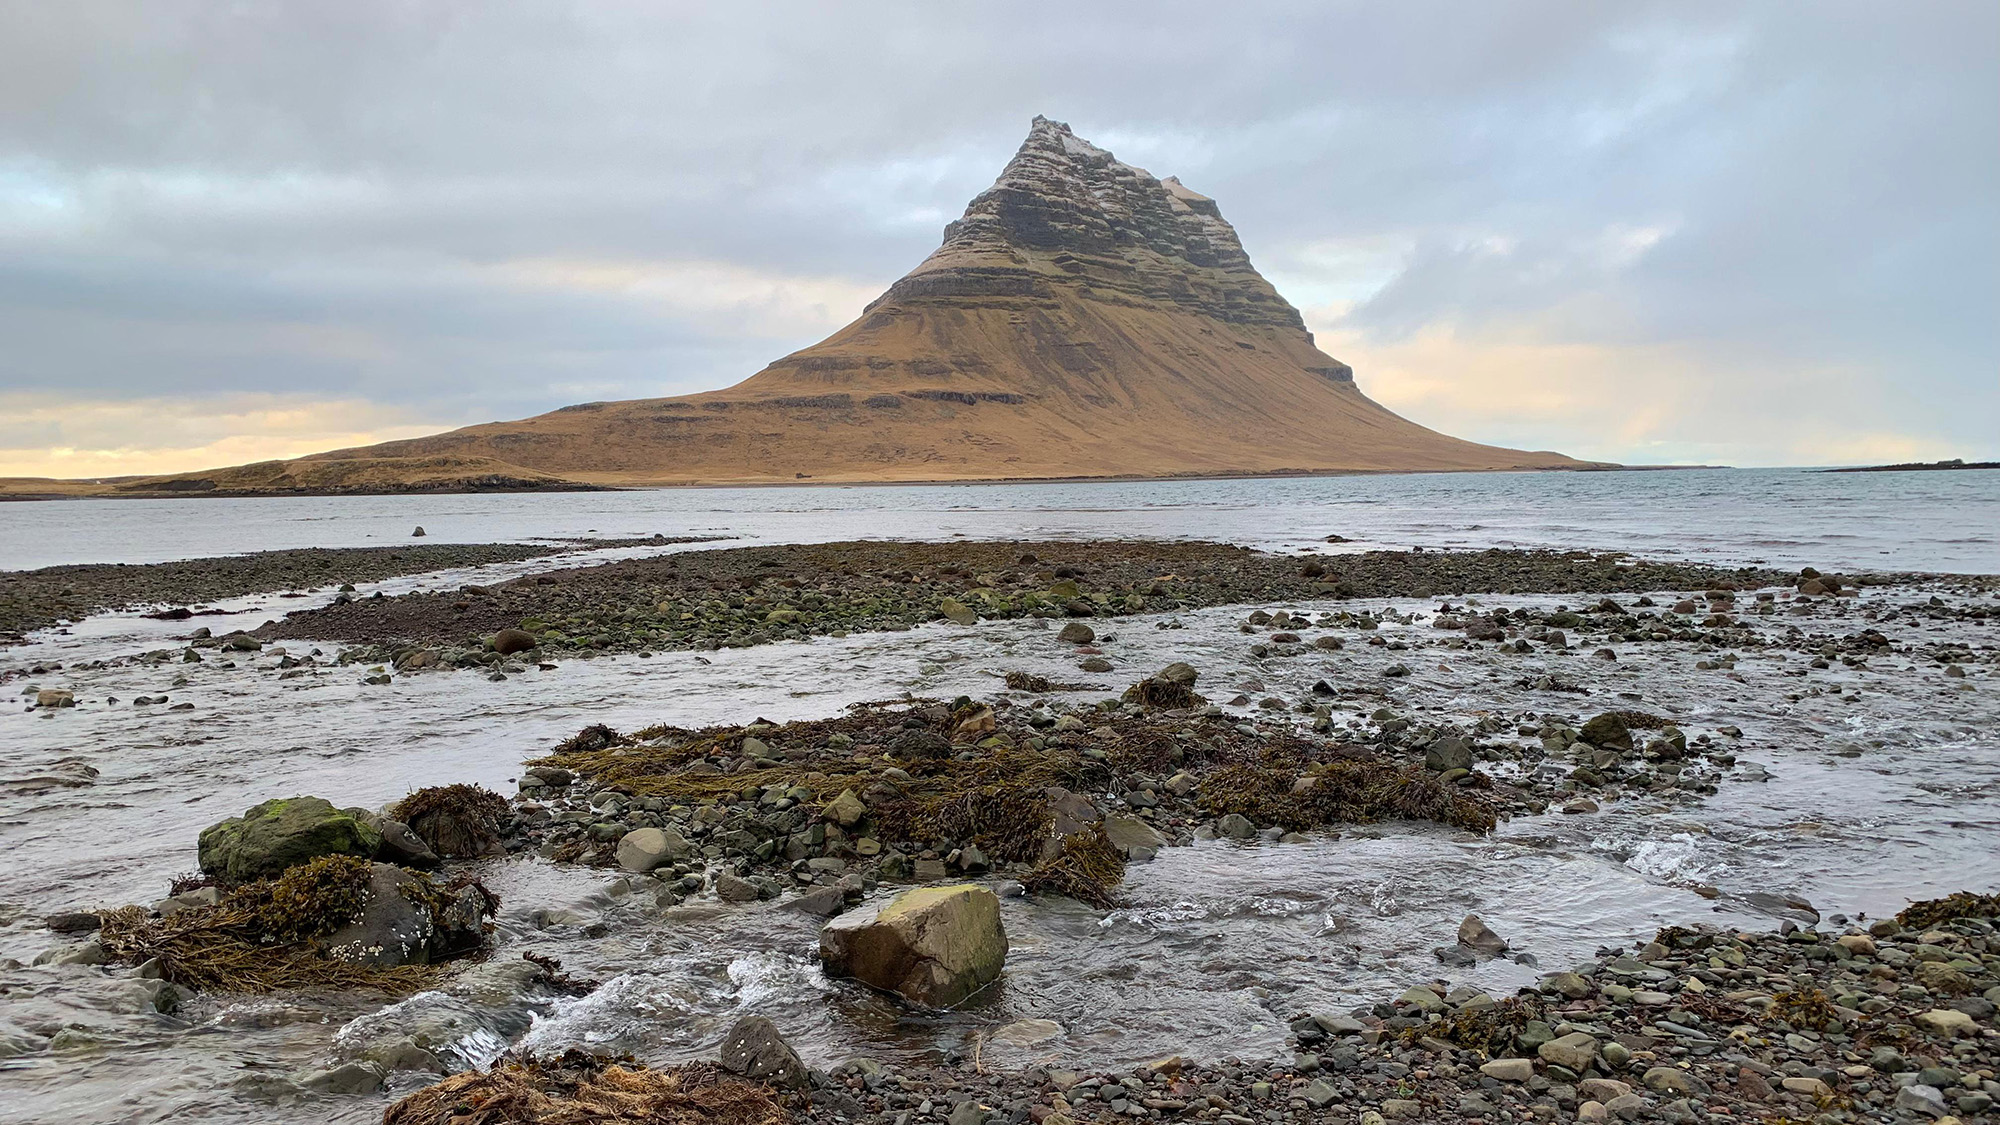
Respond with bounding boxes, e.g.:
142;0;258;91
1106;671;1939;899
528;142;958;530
320;862;490;967
1216;813;1256;840
824;789;868;828
1604;1093;1648;1120
1456;913;1508;955
361;1036;447;1074
1915;1008;1975;1036
715;873;761;903
299;1060;387;1095
616;826;693;872
1643;1066;1694;1095
1916;960;1973;993
155;886;220;917
1424;736;1473;772
489;628;537;655
52;940;109;966
819;885;1007;1007
1480;1057;1534;1082
1538;1031;1599;1071
35;688;75;709
1078;657;1113;672
1895;1084;1948;1118
1102;814;1166;861
1541;971;1594;999
953;708;996;741
1579;1079;1632;1102
364;815;441;869
198;796;383;882
783;886;848;917
1579;712;1634;752
1157;662;1198;687
46;911;101;934
717;1014;808;1088
1780;1076;1830;1096
990;1018;1063;1046
947;1103;990;1125
939;599;978;626
1396;985;1446;1013
1057;622;1095;644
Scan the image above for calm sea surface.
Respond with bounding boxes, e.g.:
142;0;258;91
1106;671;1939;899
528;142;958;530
2;467;1996;573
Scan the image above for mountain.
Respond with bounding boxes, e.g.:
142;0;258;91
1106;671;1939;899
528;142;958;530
61;117;1596;497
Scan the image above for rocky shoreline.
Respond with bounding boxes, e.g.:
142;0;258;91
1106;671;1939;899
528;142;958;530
8;537;1997;1124
771;893;2000;1125
267;539;1819;662
0;537;701;644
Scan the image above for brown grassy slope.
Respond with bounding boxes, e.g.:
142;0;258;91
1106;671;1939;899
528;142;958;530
261;284;1588;486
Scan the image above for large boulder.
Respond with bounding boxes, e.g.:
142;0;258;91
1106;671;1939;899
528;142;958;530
198;797;383;883
819;885;1007;1008
320;862;492;967
615;827;693;872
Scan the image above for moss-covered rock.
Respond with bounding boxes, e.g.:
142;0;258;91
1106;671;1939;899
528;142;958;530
197;797;383;883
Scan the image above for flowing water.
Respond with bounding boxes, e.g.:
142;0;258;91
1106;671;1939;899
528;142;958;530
1;471;1997;1123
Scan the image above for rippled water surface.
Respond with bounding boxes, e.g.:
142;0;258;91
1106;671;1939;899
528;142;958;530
3;467;1996;572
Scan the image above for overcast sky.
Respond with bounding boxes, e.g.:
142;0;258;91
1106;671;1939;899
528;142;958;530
1;0;1993;476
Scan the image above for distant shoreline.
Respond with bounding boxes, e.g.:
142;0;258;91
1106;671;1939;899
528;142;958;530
1819;458;1999;473
0;461;1737;502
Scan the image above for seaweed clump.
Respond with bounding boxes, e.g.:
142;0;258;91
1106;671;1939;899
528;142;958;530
1403;995;1547;1054
394;783;511;858
1198;759;1496;834
1003;671;1092;693
1121;664;1205;710
553;723;622;755
1896;891;2000;930
1771;986;1839;1032
1020;825;1127;908
95;857;445;994
238;853;373;943
382;1052;789;1125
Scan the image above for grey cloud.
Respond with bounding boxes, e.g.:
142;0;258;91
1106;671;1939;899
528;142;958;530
1;0;1993;461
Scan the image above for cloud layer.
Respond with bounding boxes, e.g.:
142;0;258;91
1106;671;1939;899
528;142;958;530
2;0;1993;473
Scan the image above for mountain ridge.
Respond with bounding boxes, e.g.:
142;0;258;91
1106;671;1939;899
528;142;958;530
15;117;1601;497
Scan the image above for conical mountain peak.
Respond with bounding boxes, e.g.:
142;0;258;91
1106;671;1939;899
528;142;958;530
119;117;1590;494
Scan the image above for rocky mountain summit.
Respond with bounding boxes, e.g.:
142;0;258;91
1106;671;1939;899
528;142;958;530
63;117;1593;496
877;116;1317;336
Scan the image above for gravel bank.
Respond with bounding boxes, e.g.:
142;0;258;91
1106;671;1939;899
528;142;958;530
0;538;694;643
268;540;1801;659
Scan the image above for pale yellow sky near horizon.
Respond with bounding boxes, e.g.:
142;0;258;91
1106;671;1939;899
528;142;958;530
0;317;1959;480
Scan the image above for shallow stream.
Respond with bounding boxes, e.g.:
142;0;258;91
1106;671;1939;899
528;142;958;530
2;544;1994;1124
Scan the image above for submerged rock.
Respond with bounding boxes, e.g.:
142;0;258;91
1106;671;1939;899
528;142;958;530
820;885;1006;1007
